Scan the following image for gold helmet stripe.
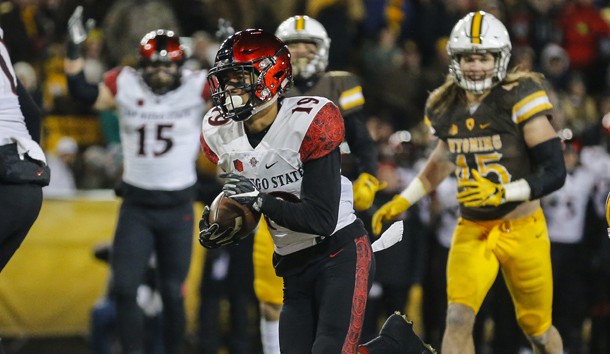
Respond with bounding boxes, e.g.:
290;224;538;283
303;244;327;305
295;16;305;31
470;12;483;44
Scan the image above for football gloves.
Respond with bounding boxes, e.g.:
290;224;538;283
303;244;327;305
371;195;411;235
353;172;387;211
457;169;505;207
221;173;264;212
198;205;242;249
67;6;95;60
371;221;404;252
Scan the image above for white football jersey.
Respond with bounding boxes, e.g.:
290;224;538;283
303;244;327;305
433;177;459;248
0;28;30;144
0;27;45;163
109;67;207;190
542;166;596;244
579;145;610;222
201;96;356;255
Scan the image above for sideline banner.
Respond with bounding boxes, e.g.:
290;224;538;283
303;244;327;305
0;195;204;336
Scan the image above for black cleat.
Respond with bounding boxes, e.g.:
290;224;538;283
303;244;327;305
358;312;436;354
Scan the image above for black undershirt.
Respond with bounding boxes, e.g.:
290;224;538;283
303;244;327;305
245;124;271;148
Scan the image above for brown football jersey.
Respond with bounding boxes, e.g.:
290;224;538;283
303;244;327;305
285;71;376;176
425;77;554;221
285;71;365;116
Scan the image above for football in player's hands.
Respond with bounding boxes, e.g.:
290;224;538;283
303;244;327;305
208;191;261;241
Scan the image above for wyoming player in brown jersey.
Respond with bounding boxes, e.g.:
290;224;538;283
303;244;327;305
277;16;382;210
372;11;566;354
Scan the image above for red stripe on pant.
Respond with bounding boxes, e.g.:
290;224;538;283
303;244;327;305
342;234;372;354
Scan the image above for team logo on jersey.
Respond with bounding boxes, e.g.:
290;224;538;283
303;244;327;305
466;118;475;131
447;134;503;153
449;124;458;136
233;159;244;172
249;157;258;167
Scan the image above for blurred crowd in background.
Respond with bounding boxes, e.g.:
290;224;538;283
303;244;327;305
2;0;610;353
4;0;610;190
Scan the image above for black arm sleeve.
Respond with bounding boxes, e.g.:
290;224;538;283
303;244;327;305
259;149;342;236
525;137;567;199
16;79;42;143
344;109;378;175
66;71;99;106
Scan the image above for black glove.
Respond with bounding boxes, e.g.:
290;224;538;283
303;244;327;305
198;205;242;249
221;173;264;212
66;6;95;60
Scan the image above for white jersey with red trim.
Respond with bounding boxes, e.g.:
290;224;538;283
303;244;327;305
201;96;356;255
542;166;596;244
110;67;207;190
0;28;30;144
433;177;459;248
577;145;610;226
0;27;45;163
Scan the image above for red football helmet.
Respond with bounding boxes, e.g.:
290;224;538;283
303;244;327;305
139;29;185;65
139;29;185;94
207;29;292;121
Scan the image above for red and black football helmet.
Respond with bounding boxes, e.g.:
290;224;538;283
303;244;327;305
139;29;185;94
207;29;292;122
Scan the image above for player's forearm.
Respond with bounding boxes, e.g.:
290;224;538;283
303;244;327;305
523;137;566;200
260;150;341;236
66;69;100;107
64;57;85;76
399;177;427;206
350;143;378;176
416;141;455;196
344;110;378;175
396;144;454;207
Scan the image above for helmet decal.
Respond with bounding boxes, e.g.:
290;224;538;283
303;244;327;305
295;16;306;31
470;12;484;45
